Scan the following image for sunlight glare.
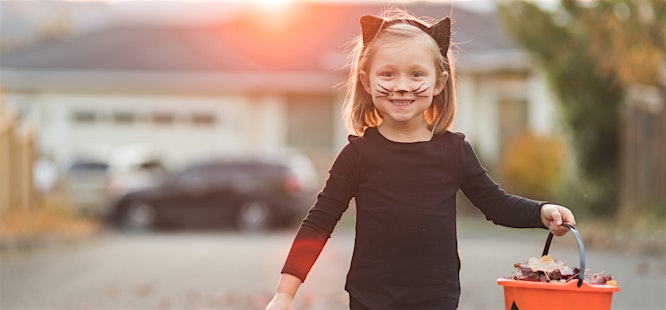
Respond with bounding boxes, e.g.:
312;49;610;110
249;0;304;32
254;0;294;11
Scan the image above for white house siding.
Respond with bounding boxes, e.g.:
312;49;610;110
454;74;502;165
243;94;287;155
5;92;297;170
495;74;530;151
452;74;481;148
333;92;350;150
527;69;558;135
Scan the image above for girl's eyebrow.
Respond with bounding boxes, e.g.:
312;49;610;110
378;63;433;70
373;65;431;73
409;63;433;70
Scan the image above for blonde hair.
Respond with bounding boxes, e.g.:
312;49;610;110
343;10;457;136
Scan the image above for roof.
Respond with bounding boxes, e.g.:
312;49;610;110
0;2;526;92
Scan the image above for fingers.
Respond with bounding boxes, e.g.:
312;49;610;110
561;208;576;226
548;207;563;226
541;204;577;236
550;223;569;236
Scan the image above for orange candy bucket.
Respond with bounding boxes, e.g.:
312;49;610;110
497;224;620;310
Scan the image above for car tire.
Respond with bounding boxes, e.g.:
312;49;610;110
236;200;271;233
123;200;157;231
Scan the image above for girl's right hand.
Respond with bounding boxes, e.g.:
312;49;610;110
265;293;294;310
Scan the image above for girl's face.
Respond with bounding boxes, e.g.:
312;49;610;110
361;37;447;129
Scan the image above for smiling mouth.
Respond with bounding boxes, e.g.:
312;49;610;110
390;99;413;107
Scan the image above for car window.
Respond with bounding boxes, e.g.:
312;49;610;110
173;161;286;187
67;161;109;174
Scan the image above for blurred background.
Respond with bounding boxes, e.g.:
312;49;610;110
0;0;664;309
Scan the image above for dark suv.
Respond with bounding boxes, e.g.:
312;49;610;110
108;159;315;232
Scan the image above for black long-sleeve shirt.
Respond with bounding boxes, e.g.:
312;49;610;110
281;127;546;309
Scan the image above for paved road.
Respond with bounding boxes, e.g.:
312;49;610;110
1;220;664;310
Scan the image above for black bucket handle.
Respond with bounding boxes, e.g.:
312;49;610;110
541;223;585;287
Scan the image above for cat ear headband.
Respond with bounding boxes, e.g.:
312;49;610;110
360;14;452;57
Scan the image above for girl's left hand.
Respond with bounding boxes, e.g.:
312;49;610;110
540;204;576;236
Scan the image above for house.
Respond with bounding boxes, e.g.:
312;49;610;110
0;1;558;178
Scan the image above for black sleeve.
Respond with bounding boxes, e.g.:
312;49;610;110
459;140;546;229
281;142;359;282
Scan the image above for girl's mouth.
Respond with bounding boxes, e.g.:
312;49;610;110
390;100;413;107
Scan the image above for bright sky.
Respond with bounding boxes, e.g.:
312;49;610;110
94;0;506;13
86;0;494;5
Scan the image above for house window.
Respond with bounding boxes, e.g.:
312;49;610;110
72;111;96;123
191;113;216;126
152;112;175;125
113;111;135;124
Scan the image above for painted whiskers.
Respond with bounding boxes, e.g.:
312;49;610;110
375;83;430;99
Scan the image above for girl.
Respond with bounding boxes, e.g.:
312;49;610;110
266;9;575;310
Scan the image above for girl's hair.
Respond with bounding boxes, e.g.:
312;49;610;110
343;9;457;136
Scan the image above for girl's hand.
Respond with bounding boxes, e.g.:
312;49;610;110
540;204;576;236
265;293;294;310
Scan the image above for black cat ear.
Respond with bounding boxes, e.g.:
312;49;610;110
428;17;451;55
361;14;452;56
360;14;386;45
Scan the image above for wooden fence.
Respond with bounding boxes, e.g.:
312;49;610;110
0;98;36;217
620;84;666;213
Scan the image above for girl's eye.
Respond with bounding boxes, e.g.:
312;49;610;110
411;72;424;78
380;72;394;78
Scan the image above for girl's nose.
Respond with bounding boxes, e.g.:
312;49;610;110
393;78;411;95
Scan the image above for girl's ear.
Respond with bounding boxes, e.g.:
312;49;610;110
359;70;372;94
433;71;449;96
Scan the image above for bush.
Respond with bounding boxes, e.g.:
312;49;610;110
499;131;563;200
0;195;99;245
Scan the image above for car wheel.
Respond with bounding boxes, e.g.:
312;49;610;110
236;200;271;232
123;200;157;231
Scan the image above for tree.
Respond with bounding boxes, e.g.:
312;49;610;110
498;0;666;216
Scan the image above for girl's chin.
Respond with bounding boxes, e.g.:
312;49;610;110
381;112;424;123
